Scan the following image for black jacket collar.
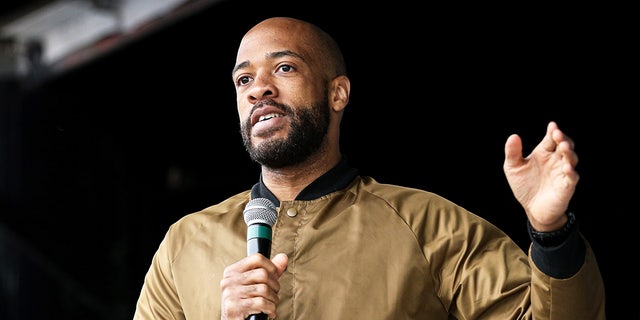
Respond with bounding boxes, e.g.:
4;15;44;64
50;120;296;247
250;156;359;207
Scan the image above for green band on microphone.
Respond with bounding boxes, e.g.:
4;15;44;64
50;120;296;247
247;224;272;240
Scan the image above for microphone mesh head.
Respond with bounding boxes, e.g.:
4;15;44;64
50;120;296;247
243;198;277;226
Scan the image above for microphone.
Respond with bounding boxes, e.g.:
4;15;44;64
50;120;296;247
243;197;278;320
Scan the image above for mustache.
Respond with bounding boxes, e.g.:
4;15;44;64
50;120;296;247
251;99;291;116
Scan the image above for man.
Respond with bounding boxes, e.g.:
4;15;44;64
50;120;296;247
134;16;605;319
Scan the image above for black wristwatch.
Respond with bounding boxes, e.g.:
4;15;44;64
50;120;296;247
528;211;577;247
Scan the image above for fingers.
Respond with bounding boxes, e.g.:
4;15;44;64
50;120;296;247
220;253;289;320
221;254;282;299
534;121;559;153
546;122;579;173
507;121;575;162
542;121;575;152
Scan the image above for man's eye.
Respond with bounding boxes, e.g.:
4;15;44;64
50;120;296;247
279;64;293;73
238;76;251;85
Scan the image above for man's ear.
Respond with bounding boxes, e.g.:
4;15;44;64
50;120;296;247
330;75;350;112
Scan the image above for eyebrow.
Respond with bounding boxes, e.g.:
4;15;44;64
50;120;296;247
232;50;305;77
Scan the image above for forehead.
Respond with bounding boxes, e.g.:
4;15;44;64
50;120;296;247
235;23;315;66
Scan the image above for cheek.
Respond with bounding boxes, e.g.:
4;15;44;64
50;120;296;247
289;85;320;106
237;98;250;121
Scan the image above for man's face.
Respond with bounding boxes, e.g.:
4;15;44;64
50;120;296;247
232;21;331;168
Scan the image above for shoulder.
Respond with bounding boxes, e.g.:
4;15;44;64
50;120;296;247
161;190;251;252
355;176;521;260
356;176;459;211
354;176;500;234
172;190;251;232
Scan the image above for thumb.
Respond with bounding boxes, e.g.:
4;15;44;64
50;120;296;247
272;253;288;277
504;133;523;169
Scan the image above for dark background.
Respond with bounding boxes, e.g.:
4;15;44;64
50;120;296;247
1;1;634;319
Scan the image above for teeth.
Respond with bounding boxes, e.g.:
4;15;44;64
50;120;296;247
258;113;281;122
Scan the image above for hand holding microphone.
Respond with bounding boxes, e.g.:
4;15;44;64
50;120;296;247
220;198;287;320
243;198;278;320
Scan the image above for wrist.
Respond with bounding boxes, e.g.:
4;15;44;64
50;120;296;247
528;211;577;247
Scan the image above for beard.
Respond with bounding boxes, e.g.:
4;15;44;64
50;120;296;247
240;95;330;169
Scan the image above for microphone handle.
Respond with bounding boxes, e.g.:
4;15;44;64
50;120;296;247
246;224;272;320
247;236;272;257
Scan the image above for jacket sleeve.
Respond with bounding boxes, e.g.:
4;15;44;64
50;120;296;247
133;227;185;320
529;235;606;319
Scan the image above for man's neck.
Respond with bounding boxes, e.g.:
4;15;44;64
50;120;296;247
261;151;341;202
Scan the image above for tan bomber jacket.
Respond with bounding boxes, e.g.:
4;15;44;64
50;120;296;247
134;175;605;319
